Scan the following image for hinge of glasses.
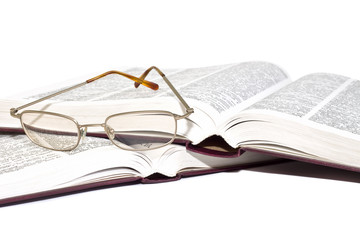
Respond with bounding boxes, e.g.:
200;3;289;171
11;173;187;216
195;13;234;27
186;108;194;114
175;108;194;120
10;108;20;119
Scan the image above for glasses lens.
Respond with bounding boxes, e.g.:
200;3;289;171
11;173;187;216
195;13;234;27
21;111;80;151
105;111;176;150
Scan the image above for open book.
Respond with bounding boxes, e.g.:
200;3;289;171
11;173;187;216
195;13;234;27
1;61;359;204
0;133;275;205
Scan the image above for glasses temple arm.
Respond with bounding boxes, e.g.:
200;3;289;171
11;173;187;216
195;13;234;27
86;70;158;90
10;71;159;118
135;66;194;117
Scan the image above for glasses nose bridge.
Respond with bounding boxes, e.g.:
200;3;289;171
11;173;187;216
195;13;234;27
80;123;106;128
79;123;114;140
79;123;106;139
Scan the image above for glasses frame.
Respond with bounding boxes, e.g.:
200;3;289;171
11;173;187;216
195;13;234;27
10;66;194;151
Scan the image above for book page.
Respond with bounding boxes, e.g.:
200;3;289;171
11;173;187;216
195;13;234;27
0;133;155;200
0;134;64;175
308;79;360;136
248;73;360;137
219;73;360;167
0;133;159;181
168;62;290;123
0;134;112;175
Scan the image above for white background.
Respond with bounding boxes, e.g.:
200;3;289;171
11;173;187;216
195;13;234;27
1;0;360;239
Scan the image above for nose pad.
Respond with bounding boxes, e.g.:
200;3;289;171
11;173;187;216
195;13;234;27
80;127;88;142
106;126;115;140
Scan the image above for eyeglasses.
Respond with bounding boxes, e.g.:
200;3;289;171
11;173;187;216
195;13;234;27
10;66;194;151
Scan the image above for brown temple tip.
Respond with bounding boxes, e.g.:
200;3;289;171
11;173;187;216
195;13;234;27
148;82;159;90
134;81;159;90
